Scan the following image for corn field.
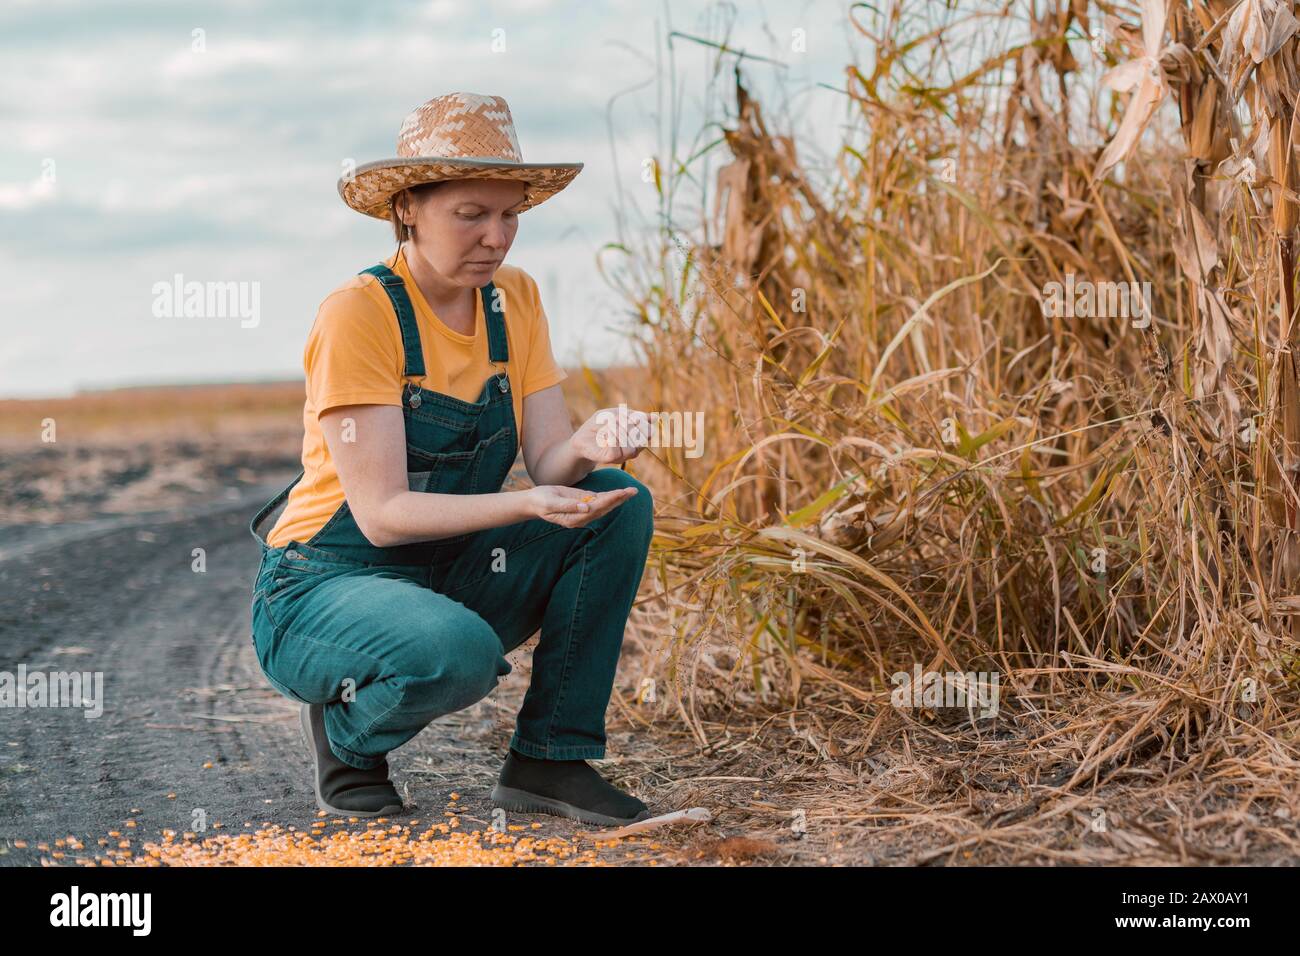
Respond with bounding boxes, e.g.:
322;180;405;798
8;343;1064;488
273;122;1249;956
598;0;1300;862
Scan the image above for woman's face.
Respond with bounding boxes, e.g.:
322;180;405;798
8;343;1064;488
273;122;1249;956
400;178;527;288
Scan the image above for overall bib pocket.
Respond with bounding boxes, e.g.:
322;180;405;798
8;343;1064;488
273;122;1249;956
407;468;437;493
407;425;513;490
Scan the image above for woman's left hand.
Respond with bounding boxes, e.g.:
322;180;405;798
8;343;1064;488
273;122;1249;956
569;406;650;466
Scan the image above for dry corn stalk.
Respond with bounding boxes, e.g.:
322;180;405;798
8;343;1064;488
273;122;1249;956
603;1;1300;855
1095;1;1300;616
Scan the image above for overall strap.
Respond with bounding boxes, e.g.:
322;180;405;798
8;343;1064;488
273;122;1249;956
359;264;425;379
481;282;509;364
249;469;303;546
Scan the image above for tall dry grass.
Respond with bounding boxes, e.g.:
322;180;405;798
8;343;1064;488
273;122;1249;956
600;0;1300;860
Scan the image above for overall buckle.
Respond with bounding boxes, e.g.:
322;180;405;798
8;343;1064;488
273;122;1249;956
404;380;423;408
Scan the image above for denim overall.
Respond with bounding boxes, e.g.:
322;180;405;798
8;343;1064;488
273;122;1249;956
248;262;654;771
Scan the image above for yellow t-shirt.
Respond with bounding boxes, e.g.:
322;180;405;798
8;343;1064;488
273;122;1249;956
266;247;567;548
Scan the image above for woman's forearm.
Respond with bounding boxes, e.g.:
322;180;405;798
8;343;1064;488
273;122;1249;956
368;489;535;547
530;435;596;487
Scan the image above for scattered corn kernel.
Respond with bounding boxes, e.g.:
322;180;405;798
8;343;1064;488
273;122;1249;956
25;806;669;867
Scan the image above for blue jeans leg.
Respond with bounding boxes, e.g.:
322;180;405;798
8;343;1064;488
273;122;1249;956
252;555;512;769
429;467;655;760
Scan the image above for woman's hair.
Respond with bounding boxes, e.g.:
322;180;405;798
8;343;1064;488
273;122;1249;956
388;180;448;242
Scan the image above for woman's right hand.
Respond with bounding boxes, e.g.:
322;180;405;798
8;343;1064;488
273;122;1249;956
527;484;638;528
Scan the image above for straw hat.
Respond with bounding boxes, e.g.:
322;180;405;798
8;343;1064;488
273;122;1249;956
338;92;583;220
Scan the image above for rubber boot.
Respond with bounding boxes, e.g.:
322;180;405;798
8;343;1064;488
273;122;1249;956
300;702;404;817
490;748;653;826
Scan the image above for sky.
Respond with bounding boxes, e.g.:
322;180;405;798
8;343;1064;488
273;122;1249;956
0;0;864;398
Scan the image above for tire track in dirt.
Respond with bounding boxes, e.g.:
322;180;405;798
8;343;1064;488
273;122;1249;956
0;482;315;857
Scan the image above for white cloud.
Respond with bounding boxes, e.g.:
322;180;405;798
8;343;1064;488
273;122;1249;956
420;0;461;24
159;36;305;79
0;176;56;210
12;121;64;152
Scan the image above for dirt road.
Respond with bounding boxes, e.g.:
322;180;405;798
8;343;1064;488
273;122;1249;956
0;475;710;866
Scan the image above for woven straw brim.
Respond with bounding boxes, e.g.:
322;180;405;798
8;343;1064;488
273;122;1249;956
339;157;583;220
